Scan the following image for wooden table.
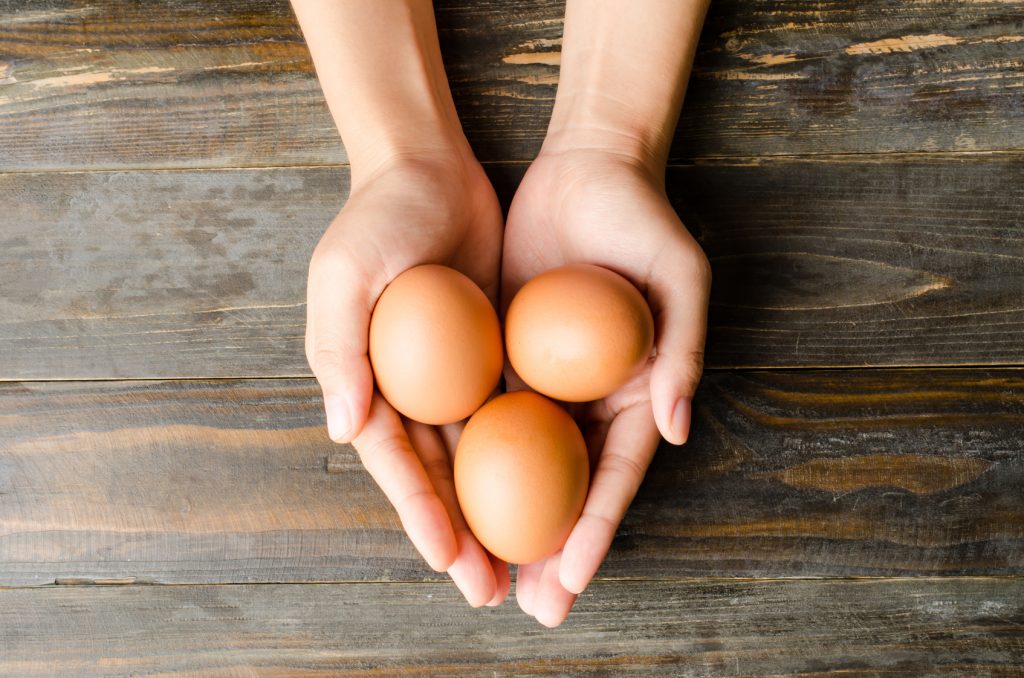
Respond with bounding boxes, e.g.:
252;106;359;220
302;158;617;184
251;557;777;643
2;1;1023;675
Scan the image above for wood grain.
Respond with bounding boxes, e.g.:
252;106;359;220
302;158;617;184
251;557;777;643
1;0;1023;171
676;154;1024;368
2;156;1021;379
0;579;1021;676
1;370;1021;586
0;168;332;380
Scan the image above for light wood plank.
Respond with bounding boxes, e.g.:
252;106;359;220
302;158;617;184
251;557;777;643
1;0;1023;171
1;371;1021;586
0;579;1021;676
2;157;1022;378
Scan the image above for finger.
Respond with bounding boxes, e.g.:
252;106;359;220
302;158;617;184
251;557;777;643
306;242;382;443
447;531;500;608
515;560;544;616
353;393;457;572
579;401;614;467
532;552;578;628
407;421;497;607
559;403;661;595
646;244;711;444
437;421;465;464
486;552;511;607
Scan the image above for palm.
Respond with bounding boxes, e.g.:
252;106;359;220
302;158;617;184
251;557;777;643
502;150;709;626
319;159;501;302
307;155;509;607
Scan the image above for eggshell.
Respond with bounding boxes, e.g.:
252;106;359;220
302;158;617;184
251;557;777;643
454;391;589;564
505;263;655;402
369;264;502;425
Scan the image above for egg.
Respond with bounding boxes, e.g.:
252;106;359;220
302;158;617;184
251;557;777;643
369;264;502;425
505;263;655;402
454;391;589;564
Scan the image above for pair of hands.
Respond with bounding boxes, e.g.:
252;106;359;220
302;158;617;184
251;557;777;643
306;145;710;627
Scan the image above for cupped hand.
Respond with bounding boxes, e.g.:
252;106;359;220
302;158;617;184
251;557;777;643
305;151;509;607
502;148;711;626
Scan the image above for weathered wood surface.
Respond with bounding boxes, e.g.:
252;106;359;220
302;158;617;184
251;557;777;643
678;155;1024;368
2;0;1023;171
1;370;1021;586
0;168;332;380
2;156;1022;379
0;579;1021;676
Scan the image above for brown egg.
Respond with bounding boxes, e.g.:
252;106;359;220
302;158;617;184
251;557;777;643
454;391;589;564
369;264;502;425
505;264;655;402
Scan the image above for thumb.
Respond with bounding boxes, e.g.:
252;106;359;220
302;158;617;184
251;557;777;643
305;246;379;443
647;244;711;445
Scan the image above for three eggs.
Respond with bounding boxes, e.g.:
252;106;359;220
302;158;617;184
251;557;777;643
368;263;654;564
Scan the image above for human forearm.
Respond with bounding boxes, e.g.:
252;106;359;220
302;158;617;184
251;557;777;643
544;0;710;174
291;0;471;184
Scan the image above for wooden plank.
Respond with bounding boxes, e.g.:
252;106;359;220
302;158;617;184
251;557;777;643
1;0;1023;171
2;156;1022;379
683;0;1024;159
0;579;1021;675
0;0;333;172
0;167;333;380
678;155;1024;368
1;370;1021;586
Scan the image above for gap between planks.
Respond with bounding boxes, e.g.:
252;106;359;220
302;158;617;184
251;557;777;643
5;574;1024;591
4;363;1024;384
1;149;1024;177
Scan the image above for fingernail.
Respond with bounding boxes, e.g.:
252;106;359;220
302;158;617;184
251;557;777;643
324;394;352;442
671;398;692;444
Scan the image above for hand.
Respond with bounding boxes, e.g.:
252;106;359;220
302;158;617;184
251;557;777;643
502;148;711;626
305;151;509;607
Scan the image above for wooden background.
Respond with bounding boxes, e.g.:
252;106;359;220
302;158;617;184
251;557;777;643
1;0;1023;675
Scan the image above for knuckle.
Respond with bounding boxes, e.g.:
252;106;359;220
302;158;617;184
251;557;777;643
597;450;649;489
684;247;712;283
309;345;346;375
580;509;620;534
356;431;408;468
421;455;453;483
395;487;434;514
686;349;705;377
676;351;705;393
308;244;358;283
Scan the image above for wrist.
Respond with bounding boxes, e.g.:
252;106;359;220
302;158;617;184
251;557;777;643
539;0;710;176
541;119;669;178
541;85;674;177
334;56;472;186
345;113;473;188
292;0;474;185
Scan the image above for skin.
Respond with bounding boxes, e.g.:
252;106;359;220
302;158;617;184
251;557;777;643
292;0;508;608
504;0;712;627
292;0;711;625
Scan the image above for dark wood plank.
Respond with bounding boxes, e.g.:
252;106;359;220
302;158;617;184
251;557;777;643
2;156;1022;379
0;0;331;171
681;0;1024;159
1;579;1021;675
1;370;1021;586
678;154;1024;368
2;0;1023;171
